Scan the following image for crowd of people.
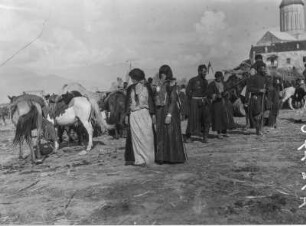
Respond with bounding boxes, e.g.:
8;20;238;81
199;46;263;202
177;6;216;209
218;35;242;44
122;55;299;167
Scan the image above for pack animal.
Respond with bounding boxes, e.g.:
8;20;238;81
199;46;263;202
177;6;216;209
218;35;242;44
8;94;58;164
47;92;113;151
102;91;126;139
0;104;9;125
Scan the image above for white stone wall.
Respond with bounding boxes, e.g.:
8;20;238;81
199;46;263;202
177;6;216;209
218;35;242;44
280;4;305;34
261;50;306;72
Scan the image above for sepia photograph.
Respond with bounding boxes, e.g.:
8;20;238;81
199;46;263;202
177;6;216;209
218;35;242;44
1;0;306;224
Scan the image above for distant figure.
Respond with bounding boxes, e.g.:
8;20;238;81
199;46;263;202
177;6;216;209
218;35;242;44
246;61;271;135
178;84;187;120
250;54;263;76
266;77;282;128
147;77;153;85
123;82;128;89
303;64;306;82
208;71;230;138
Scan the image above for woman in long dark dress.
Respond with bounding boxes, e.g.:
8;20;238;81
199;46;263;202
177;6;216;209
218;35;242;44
154;65;187;164
208;71;230;138
124;68;156;167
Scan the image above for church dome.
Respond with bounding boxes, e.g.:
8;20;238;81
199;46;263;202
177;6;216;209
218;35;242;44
280;0;304;8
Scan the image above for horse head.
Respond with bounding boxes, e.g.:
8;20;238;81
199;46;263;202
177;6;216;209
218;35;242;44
8;95;17;103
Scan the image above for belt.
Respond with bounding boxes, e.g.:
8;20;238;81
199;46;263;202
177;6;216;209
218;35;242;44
250;92;264;96
192;96;207;100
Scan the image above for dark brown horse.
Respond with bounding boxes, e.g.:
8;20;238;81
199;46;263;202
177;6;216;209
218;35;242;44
102;91;126;139
0;104;10;125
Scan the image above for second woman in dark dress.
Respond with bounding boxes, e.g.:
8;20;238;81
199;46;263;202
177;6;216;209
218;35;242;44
154;65;187;164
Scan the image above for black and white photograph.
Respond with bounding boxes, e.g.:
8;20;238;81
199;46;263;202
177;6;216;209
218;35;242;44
1;0;306;224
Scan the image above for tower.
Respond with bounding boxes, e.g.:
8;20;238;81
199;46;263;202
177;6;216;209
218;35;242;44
280;0;305;35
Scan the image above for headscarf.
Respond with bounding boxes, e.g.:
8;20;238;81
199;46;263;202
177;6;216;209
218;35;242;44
129;68;145;82
159;65;173;81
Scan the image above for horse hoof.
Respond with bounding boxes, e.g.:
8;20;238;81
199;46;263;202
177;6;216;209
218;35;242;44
78;150;87;156
32;159;44;165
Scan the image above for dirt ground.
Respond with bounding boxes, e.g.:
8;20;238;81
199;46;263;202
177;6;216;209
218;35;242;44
1;109;306;224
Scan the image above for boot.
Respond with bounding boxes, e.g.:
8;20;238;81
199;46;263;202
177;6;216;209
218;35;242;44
185;134;193;143
202;127;209;143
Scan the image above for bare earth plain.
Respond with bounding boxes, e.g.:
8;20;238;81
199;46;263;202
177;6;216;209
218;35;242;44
1;109;306;224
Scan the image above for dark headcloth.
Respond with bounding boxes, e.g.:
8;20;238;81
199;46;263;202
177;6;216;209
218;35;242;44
198;64;207;72
215;71;223;78
255;54;263;61
159;65;173;80
129;68;145;82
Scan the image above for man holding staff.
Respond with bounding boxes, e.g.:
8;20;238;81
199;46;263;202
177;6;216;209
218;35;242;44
245;61;271;135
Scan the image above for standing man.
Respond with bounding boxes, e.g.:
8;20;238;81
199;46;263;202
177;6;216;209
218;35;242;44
303;64;306;82
185;64;211;143
246;61;271;135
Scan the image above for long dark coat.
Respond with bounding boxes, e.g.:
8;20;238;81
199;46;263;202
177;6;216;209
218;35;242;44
207;81;230;132
155;83;187;164
185;75;210;136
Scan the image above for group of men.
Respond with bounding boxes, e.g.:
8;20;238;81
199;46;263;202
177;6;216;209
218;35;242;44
183;55;281;143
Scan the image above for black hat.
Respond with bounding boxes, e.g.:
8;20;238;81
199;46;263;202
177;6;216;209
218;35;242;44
129;68;145;81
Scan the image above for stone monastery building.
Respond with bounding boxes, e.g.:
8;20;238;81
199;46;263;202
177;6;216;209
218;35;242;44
250;0;306;72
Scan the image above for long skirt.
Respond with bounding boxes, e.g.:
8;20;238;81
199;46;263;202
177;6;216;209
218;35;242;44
155;107;187;164
211;100;229;132
129;108;155;165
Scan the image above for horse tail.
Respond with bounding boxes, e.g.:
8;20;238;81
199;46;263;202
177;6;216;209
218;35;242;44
89;98;115;133
13;105;38;146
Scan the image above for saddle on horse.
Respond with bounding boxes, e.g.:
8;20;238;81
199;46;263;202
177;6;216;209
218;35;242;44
49;91;83;119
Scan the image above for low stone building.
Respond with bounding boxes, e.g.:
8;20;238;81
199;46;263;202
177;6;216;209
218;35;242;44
250;0;306;74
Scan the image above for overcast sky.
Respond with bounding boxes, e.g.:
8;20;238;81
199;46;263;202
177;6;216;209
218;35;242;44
0;0;287;102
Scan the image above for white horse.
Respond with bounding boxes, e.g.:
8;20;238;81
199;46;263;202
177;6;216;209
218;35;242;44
48;94;113;152
281;86;296;110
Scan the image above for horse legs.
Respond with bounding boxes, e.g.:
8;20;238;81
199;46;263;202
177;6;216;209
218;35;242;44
2;115;6;126
33;103;43;162
19;143;23;160
57;126;64;143
27;138;36;164
114;125;119;139
81;120;93;151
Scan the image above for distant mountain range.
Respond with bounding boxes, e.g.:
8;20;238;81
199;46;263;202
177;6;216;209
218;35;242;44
0;62;214;104
0;67;73;104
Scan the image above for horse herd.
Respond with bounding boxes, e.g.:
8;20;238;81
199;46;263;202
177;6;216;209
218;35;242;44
0;78;305;164
0;83;126;164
